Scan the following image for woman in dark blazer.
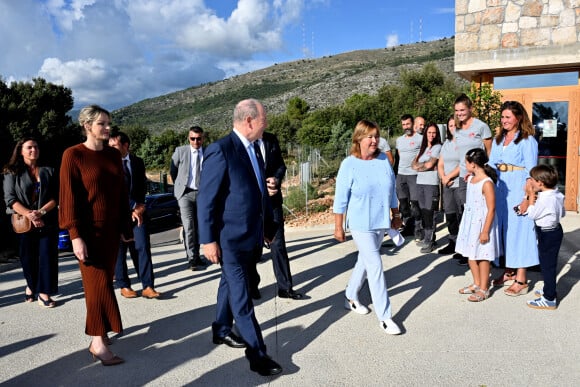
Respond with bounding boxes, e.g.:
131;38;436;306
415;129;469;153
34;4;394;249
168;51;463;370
3;138;59;307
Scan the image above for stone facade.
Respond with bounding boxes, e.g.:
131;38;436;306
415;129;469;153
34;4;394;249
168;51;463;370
455;0;580;77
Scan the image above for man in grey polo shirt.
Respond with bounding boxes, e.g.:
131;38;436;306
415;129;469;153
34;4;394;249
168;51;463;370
395;114;423;239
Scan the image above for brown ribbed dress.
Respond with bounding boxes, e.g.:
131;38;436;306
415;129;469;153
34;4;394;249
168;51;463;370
59;143;132;336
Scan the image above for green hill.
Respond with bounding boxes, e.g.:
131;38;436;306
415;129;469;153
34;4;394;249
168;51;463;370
112;37;461;133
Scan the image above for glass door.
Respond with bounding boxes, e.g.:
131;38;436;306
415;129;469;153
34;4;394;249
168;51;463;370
533;101;568;194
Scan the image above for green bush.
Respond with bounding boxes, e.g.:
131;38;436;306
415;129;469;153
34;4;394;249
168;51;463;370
284;184;318;212
308;202;329;213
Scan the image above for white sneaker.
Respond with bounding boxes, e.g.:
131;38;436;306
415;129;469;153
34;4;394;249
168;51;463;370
344;299;370;315
380;319;401;335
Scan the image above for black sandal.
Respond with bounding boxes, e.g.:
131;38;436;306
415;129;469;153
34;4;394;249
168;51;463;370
37;295;56;308
492;271;516;287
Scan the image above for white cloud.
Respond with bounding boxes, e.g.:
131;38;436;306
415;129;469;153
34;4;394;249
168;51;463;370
45;0;96;31
386;34;399;48
0;0;307;109
434;7;455;14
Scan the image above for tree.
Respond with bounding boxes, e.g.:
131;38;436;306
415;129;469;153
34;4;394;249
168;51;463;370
137;128;185;171
342;94;381;129
398;62;460;125
467;82;503;131
325;120;352;157
121;124;150;155
287;97;309;121
296;106;342;147
0;77;77;168
268;113;295;151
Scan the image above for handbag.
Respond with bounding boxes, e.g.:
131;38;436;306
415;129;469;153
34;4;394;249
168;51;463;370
12;213;32;234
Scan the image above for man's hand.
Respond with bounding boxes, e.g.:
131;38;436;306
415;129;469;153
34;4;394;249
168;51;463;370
266;177;279;197
203;242;221;264
132;211;144;227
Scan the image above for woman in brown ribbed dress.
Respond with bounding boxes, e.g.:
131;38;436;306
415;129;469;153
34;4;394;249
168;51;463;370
59;105;132;366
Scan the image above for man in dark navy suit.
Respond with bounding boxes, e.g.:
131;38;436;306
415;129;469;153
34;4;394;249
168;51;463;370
109;130;159;299
250;132;303;300
197;99;282;376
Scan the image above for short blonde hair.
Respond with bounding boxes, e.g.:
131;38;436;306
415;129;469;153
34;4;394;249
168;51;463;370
78;105;110;130
350;120;381;159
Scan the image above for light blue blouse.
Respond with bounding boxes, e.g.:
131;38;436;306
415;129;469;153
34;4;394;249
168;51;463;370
333;153;398;231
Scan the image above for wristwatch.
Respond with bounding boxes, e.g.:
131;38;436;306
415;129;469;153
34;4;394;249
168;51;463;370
40;209;47;216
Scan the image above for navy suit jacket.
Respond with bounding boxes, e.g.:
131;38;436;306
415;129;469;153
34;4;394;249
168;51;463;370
197;132;275;253
261;132;287;208
128;154;147;207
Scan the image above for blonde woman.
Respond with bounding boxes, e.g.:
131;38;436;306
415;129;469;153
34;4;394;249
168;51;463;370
59;105;132;365
334;120;403;335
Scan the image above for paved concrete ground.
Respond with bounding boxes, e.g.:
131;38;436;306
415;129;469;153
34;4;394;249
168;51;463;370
1;214;580;386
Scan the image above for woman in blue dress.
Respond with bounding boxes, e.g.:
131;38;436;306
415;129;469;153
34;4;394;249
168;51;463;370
489;101;538;296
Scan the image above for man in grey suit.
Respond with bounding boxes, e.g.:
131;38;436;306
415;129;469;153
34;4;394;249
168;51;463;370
170;126;206;270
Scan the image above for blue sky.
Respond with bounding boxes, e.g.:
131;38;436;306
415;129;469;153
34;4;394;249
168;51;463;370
0;0;455;110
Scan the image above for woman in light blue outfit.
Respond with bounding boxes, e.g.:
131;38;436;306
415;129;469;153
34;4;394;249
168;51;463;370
333;120;403;335
489;101;539;296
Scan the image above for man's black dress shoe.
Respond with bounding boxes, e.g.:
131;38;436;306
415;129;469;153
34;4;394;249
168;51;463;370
188;257;207;271
250;356;283;376
251;288;262;300
277;289;303;300
212;333;246;348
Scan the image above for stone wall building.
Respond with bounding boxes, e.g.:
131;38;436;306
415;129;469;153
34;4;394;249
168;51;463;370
455;0;580;210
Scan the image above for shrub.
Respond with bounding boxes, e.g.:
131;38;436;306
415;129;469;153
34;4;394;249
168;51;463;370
283;184;318;212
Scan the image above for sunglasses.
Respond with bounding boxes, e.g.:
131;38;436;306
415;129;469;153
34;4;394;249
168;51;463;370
189;137;202;142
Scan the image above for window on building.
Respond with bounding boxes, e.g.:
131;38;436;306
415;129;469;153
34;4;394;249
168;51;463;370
494;72;578;89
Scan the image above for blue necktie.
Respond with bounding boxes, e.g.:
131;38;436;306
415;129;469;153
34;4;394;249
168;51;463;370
248;143;265;194
123;159;132;194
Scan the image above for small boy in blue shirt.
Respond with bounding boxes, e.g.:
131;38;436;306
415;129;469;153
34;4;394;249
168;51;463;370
524;165;565;310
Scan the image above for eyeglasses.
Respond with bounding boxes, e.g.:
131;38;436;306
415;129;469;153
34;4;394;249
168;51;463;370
189;137;202;142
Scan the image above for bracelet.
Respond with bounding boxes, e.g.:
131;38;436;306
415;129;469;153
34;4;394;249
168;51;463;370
392;213;401;218
40;209;47;216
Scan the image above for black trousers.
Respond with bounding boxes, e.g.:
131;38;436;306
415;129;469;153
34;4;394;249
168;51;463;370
536;224;563;301
250;204;293;292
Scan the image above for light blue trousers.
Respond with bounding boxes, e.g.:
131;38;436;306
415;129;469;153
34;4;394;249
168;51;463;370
346;229;392;321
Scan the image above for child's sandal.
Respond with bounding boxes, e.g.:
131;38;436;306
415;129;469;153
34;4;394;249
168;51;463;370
458;284;479;294
468;288;490;302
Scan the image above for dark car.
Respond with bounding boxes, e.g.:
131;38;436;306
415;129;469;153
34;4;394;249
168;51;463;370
145;193;181;233
58;193;180;251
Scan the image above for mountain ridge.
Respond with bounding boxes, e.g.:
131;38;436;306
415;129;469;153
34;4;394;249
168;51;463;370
112;37;462;132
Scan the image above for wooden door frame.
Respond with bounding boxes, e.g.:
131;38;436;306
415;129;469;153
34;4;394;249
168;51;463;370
497;86;579;212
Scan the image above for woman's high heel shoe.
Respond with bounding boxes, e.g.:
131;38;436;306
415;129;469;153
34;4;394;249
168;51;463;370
88;345;124;366
492;271;516;287
504;280;529;296
37;295;56;308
